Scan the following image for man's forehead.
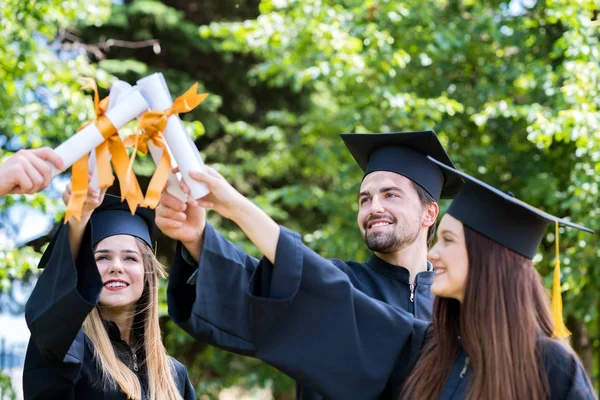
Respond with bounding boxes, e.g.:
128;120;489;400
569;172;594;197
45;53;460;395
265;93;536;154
360;171;414;191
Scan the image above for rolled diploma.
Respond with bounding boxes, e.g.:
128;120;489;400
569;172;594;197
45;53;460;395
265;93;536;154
90;80;132;188
92;80;187;201
53;89;149;177
136;72;210;199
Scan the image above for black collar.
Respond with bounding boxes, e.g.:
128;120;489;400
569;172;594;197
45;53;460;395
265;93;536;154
366;254;434;284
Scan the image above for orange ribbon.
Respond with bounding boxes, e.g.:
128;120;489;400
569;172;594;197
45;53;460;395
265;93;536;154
64;78;143;222
123;83;208;208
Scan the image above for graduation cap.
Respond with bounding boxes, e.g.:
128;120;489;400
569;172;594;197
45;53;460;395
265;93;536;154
39;194;155;269
340;131;463;201
427;155;594;338
89;194;155;249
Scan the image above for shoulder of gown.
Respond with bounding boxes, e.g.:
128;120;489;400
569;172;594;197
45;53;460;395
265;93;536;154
536;337;596;400
169;356;196;400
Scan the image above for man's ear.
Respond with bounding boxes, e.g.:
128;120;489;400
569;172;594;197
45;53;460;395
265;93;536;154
422;202;439;228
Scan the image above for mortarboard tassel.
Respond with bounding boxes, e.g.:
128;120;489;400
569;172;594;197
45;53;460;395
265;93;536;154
552;221;571;338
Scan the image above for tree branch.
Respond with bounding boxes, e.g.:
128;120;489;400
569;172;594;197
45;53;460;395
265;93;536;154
57;28;161;60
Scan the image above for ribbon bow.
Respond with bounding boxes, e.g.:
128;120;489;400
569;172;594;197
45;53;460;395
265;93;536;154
65;78;144;222
123;83;208;208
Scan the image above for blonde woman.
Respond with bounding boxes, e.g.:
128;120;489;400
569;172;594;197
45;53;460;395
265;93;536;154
23;188;195;399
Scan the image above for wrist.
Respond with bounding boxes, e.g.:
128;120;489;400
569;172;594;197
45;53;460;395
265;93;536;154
182;225;205;252
229;196;253;225
67;214;91;229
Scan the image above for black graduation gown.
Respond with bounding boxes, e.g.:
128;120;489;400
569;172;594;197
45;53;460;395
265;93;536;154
245;226;595;400
23;224;195;400
167;223;434;399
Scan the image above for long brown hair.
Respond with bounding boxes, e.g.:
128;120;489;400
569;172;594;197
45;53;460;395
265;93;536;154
83;238;183;400
402;225;554;399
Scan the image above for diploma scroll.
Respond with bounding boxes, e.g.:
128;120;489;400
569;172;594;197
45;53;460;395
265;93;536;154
89;80;188;202
53;88;149;176
136;73;210;199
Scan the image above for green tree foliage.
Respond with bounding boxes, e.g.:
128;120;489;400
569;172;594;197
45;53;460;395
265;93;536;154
2;0;599;397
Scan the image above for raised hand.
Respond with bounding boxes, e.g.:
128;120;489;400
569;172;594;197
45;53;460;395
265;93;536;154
187;166;246;221
62;183;106;224
156;190;206;246
0;148;65;196
62;182;106;258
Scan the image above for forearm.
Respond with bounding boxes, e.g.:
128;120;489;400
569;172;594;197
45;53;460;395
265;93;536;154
67;218;90;261
231;197;280;263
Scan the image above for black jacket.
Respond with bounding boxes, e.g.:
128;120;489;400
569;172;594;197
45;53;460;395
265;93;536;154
23;224;195;400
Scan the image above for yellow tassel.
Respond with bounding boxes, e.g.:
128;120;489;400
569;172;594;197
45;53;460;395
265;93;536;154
552;221;571;338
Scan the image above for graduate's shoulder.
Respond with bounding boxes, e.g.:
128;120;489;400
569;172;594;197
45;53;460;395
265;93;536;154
327;257;367;275
168;355;192;381
536;336;577;365
536;337;595;399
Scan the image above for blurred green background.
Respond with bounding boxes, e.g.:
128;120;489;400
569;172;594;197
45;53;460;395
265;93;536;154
0;0;599;398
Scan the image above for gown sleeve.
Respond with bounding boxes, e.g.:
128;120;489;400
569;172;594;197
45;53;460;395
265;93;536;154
248;226;429;400
23;223;103;399
167;223;260;356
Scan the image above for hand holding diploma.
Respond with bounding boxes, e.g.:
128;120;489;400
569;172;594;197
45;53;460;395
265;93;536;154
156;166;279;263
136;73;210;201
0;148;65;196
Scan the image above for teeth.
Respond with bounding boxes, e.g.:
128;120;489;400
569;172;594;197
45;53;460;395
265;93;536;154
371;222;391;228
106;282;128;288
434;270;446;276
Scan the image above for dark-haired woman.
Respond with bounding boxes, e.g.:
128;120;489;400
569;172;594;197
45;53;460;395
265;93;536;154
162;163;595;400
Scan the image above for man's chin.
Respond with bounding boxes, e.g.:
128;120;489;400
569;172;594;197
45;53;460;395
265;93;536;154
365;237;398;253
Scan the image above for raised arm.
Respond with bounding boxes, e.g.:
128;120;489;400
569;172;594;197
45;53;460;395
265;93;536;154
23;185;105;399
181;168;429;399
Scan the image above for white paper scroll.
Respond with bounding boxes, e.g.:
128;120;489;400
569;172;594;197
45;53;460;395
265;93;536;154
136;73;210;199
89;80;131;188
88;80;188;202
53;88;149;177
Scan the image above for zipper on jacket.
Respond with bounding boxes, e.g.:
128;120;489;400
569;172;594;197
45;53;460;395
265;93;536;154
133;352;139;372
409;283;415;302
459;356;470;378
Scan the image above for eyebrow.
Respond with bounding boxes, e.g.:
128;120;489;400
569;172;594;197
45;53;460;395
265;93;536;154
94;249;141;256
439;229;458;237
358;186;406;199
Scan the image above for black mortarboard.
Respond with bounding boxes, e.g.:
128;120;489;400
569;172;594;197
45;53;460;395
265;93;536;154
340;131;463;201
90;194;154;248
39;194;155;269
427;156;593;259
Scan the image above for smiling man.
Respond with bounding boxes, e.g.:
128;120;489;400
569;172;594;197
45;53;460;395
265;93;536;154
161;130;463;400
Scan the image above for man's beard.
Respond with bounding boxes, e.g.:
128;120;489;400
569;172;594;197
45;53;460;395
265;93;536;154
363;215;420;253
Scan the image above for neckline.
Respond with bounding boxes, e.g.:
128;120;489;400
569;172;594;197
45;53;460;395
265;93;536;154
366;254;434;284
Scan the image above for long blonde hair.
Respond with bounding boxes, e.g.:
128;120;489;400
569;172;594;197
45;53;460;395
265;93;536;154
82;237;183;400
